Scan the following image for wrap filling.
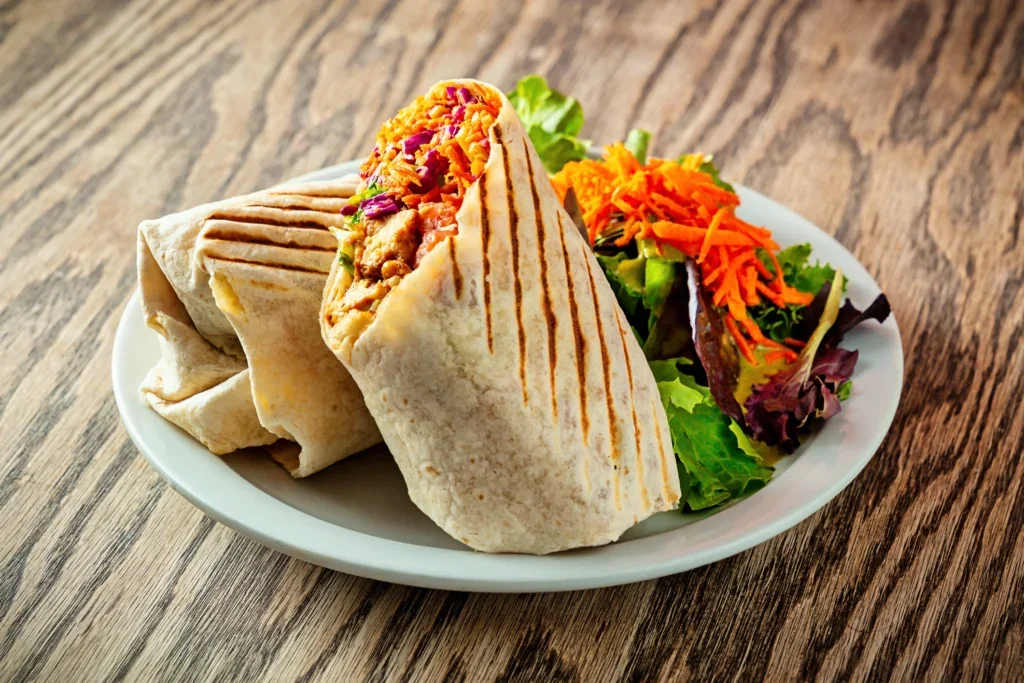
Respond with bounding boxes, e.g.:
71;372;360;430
328;83;501;327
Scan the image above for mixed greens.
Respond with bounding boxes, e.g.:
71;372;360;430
509;75;891;512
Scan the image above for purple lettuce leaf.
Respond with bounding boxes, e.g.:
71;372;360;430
744;346;858;452
827;294;891;346
792;284;890;346
685;260;746;427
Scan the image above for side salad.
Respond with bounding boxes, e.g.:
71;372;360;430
509;75;891;511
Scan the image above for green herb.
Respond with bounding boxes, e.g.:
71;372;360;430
507;75;589;174
625;128;651;164
751;302;802;343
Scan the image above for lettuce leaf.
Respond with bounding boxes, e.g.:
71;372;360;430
697;158;735;193
652;358;774;510
596;252;645;320
507;75;589;174
596;251;692;361
744;271;854;451
625;128;651;164
836;380;852;401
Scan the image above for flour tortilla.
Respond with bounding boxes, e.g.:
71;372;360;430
138;178;381;476
321;80;681;553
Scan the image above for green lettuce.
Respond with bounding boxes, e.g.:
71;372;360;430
596;251;685;360
650;358;774;510
625;128;651;164
696;157;735;193
507;75;589;174
837;380;852;401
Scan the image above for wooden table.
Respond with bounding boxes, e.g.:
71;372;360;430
2;0;1022;679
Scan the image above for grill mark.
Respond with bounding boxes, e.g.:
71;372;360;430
497;127;527;404
207;211;331;231
524;139;558;417
449;237;462;298
203;230;335;252
616;313;649;512
558;214;589;442
479;164;493;352
206;255;328;275
250;203;345;214
652;396;676;503
583;248;621;509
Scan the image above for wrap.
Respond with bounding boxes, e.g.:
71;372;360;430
321;80;681;553
138;178;381;476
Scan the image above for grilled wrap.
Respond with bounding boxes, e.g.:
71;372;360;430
138;178;381;476
321;80;681;553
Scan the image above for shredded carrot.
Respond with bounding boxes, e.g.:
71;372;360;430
698;208;729;264
742;266;760;306
781;285;814;306
652;221;755;247
725;317;756;364
740;317;768;344
755;280;786;308
703;262;727;286
359;82;500;213
763;350;790;364
784;337;806;349
753;257;774;280
551;143;821;366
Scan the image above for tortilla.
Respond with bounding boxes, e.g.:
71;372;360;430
321;80;681;553
138;178;381;476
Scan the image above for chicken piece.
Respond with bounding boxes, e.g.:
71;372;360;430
360;210;421;279
339;278;389;312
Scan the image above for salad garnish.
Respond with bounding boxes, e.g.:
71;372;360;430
507;75;892;510
550;144;814;367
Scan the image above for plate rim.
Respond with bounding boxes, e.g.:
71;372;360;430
114;161;904;592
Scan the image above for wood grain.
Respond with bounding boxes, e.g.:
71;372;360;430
1;0;1022;680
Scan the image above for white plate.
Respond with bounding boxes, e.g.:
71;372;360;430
113;161;903;592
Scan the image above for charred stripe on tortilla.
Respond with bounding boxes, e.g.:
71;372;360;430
203;229;336;252
495;125;528;405
524;137;559;418
615;312;650;512
448;236;463;299
557;212;590;444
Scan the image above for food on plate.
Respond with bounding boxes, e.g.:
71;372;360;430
320;80;682;553
137;179;381;477
512;75;891;510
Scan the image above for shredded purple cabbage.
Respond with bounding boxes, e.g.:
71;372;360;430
457;87;477;105
452;105;466;123
402;130;436;155
413;149;447;193
446;86;457;99
361;192;400;219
